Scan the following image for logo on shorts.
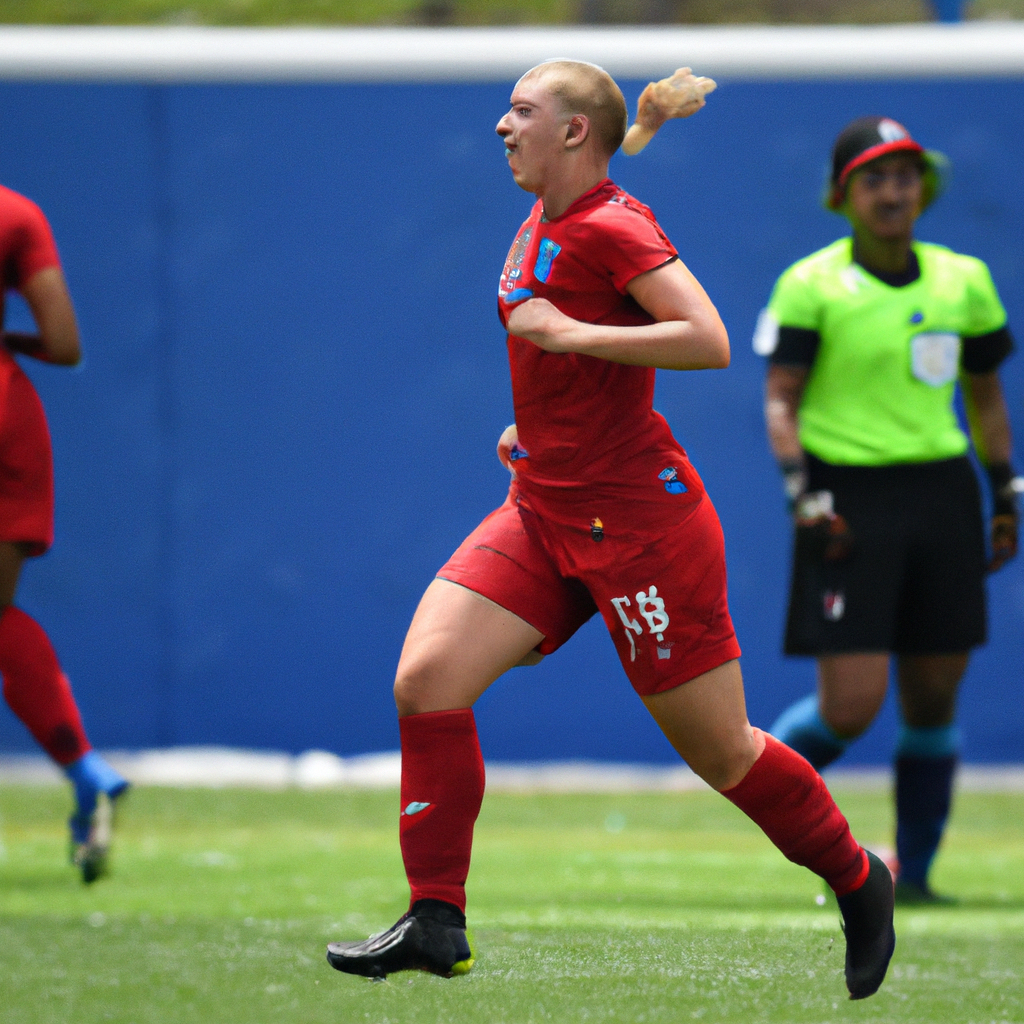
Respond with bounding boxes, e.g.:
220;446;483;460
658;467;688;495
823;590;845;621
611;586;671;662
590;517;605;542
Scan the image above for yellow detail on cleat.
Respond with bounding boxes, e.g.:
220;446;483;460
449;929;475;976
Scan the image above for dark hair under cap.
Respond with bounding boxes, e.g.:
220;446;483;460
825;116;947;212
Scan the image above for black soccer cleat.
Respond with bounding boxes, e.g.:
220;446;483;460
837;850;896;1000
326;899;474;980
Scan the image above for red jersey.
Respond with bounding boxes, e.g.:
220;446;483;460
0;185;61;554
497;179;692;502
1;184;61;389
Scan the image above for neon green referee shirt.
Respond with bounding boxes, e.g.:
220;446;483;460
761;238;1007;466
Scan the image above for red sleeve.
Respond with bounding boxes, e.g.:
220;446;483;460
1;186;62;291
589;198;678;294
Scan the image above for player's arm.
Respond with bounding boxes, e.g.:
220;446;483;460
505;259;728;371
3;267;81;366
962;369;1020;571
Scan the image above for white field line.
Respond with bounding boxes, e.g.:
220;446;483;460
1;747;1023;792
1;24;1024;83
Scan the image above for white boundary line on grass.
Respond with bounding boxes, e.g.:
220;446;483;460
2;748;1024;792
1;23;1024;83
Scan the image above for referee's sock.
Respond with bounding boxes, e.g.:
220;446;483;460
0;605;91;765
894;725;959;889
769;693;849;770
398;709;485;914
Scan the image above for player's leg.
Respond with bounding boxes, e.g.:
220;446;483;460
644;660;894;1000
326;578;543;980
327;494;590;981
590;487;891;998
394;576;544;900
771;653;889;768
892;652;967;903
0;542;129;882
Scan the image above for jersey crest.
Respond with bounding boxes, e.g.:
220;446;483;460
499;225;533;302
910;332;960;387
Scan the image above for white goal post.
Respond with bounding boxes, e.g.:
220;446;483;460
0;22;1024;82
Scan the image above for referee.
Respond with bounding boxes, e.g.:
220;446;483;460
755;116;1019;903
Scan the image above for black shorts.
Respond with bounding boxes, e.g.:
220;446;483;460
784;454;986;656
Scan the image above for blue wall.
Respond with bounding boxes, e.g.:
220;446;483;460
1;77;1022;764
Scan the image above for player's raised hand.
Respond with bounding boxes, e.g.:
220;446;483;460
622;67;717;156
506;297;578;353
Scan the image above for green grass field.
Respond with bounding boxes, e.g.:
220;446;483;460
1;783;1022;1023
1;0;1023;26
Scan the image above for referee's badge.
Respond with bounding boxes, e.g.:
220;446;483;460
823;590;846;621
910;332;960;387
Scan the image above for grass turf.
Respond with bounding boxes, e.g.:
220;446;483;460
3;0;1024;26
0;784;1022;1023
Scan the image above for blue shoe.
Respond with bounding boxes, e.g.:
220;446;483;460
65;752;130;884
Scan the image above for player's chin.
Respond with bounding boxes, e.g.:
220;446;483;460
509;169;534;190
507;164;537;190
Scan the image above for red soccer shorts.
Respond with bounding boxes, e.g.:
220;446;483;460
0;358;55;556
438;484;740;696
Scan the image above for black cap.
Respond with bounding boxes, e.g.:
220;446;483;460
826;116;945;211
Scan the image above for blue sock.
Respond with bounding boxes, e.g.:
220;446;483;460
894;724;959;887
769;693;849;770
64;752;129;843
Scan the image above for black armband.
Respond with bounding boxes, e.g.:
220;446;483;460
986;462;1023;518
769;327;820;367
2;331;45;358
962;326;1014;374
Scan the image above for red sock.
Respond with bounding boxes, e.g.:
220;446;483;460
723;731;869;897
0;606;90;765
399;708;485;913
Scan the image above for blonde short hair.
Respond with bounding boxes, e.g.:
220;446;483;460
522;60;628;157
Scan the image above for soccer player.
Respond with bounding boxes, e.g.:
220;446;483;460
326;62;895;999
1;182;129;882
757;117;1018;903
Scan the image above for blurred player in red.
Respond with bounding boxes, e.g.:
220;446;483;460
326;61;894;999
1;182;128;882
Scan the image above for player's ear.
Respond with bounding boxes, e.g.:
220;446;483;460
565;114;591;149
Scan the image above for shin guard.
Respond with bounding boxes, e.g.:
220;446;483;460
723;731;868;896
399;709;485;913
